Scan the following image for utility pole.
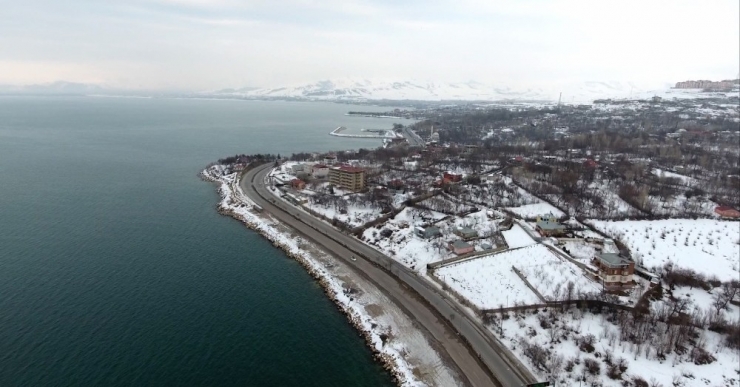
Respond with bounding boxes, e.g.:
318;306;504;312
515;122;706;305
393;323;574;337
557;92;562;110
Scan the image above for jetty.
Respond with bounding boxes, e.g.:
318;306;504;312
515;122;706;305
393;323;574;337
328;126;402;139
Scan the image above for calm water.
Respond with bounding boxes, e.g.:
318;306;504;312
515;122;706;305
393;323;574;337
0;96;415;386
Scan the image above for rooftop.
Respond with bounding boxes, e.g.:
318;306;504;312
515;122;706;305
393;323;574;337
332;165;365;173
597;253;630;266
450;240;472;249
536;220;566;230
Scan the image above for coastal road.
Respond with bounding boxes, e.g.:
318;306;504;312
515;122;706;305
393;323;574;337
401;126;425;147
242;164;538;387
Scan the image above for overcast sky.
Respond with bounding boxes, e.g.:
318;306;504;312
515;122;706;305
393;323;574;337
1;0;738;90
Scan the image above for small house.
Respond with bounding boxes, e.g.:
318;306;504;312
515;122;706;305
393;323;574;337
454;226;479;239
449;240;474;255
443;172;462;183
387;179;405;194
290;178;306;190
583;159;599;169
414;226;441;240
291;163;307;174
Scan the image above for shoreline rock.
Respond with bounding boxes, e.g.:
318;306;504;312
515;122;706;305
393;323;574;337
200;167;411;386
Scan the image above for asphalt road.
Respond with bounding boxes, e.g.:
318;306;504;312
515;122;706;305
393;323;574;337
401;126;425;147
242;163;537;387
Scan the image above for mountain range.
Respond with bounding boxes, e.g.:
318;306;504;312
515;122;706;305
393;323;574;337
209;78;689;103
5;79;728;104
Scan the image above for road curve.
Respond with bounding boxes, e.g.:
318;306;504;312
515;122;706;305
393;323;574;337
242;163;537;387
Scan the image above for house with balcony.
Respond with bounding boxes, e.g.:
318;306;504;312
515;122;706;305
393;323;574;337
591;253;636;290
328;165;366;192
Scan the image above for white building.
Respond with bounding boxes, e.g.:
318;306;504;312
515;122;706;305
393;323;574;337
312;164;329;178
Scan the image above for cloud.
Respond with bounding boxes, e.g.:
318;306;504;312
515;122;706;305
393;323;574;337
0;0;737;90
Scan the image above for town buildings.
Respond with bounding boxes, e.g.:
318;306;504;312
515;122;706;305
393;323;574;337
329;165;366;192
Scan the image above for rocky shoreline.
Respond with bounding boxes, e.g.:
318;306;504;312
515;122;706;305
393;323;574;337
199;167;412;386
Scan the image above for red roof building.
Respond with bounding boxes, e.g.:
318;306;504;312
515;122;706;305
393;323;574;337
290;178;306;190
715;206;740;218
443;172;462;183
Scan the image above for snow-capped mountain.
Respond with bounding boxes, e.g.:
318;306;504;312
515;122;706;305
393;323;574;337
209;78;693;103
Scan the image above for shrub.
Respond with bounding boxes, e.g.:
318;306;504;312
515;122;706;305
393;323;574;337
690;346;716;365
578;334;596;353
632;376;649;387
584;358;600;375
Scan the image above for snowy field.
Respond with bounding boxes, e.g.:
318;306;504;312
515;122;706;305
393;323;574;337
436;245;565;309
505;202;565;219
305;202;383;228
672;286;740;322
589;219;740;281
518;258;601;301
494;308;740;387
502;224;538;248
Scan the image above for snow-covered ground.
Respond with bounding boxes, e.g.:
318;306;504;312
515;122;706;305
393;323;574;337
502;224;538;248
494;308;740;387
518;257;601;301
673;286;740;322
362;207;450;274
652;168;698;186
561;240;599;260
202;165;461;386
436;245;567;309
589;219;740;281
305;202;383;228
505;202;565;219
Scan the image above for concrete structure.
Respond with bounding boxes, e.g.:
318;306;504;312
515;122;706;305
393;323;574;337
714;206;740;218
591;253;635;290
312;164;329;178
323;155;337;165
454;226;479;239
329;165;366;192
449;240;474;255
414;226;442;240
